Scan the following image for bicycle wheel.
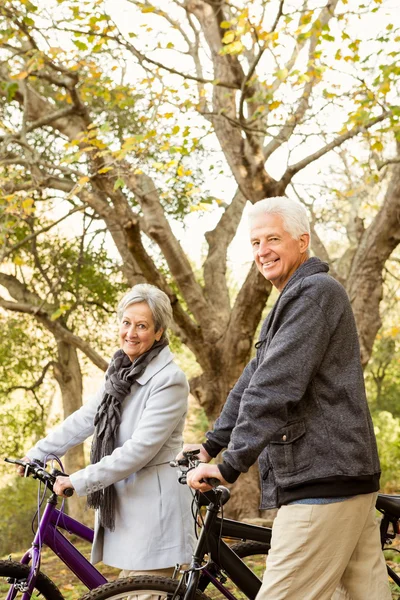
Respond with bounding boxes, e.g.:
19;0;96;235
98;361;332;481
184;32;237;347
230;540;269;581
79;576;212;600
0;559;64;600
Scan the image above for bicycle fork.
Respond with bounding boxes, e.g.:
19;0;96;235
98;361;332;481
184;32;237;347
184;494;223;600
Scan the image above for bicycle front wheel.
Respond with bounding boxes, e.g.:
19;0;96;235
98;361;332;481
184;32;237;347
0;559;64;600
230;540;269;582
79;576;212;600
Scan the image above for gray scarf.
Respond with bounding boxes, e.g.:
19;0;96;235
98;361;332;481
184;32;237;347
87;339;168;530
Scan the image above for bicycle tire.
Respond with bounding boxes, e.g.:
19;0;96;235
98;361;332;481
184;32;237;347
0;559;64;600
79;576;212;600
229;540;270;559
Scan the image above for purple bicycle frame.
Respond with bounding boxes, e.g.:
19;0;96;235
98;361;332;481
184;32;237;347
9;497;107;600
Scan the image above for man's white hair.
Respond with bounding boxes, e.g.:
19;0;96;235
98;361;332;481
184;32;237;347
248;196;311;241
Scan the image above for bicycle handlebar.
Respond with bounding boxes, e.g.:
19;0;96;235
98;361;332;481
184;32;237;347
170;450;231;505
4;457;74;497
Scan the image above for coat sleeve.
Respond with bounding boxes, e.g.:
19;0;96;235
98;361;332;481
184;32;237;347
25;384;104;464
219;293;332;482
70;369;189;496
204;356;258;455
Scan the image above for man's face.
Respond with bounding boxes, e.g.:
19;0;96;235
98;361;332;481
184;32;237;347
250;213;309;291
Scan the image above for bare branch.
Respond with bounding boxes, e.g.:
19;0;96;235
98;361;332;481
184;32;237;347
5;361;57;395
0;295;108;371
375;155;400;171
271;0;285;32
1;205;85;261
124;172;211;324
279;111;391;188
264;0;340;159
203;188;247;318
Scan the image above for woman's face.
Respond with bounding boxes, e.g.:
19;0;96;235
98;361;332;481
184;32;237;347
119;302;163;362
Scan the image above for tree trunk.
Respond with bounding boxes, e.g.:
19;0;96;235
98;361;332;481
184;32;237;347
53;341;93;526
346;157;400;366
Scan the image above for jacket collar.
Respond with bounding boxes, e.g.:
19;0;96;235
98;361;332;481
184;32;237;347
282;256;329;294
136;345;174;385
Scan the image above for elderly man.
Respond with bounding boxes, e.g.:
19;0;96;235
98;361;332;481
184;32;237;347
185;197;390;599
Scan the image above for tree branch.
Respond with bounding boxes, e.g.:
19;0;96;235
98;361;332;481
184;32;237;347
1;205;85;261
125;172;212;324
0;295;108;371
203;188;247;320
264;0;340;160
5;361;57;395
279;111;391;189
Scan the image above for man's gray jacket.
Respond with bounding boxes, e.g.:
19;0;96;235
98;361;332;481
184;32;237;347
204;257;380;508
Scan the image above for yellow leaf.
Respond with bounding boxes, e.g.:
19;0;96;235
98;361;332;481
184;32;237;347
225;40;244;54
97;166;113;174
22;198;34;210
78;176;90;185
269;101;281;111
276;68;288;81
222;31;235;44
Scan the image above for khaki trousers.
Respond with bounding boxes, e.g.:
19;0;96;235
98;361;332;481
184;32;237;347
257;493;391;600
120;567;176;578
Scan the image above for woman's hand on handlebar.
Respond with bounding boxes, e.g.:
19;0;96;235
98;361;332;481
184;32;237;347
176;443;212;463
16;457;31;477
53;475;75;497
186;463;227;492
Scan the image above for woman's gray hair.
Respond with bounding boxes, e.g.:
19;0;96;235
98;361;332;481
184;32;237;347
248;196;311;241
117;284;173;341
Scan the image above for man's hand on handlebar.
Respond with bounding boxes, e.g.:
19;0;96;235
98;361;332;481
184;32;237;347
176;443;212;463
53;475;75;498
186;463;228;492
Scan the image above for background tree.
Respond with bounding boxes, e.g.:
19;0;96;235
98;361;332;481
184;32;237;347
0;214;124;521
1;0;399;516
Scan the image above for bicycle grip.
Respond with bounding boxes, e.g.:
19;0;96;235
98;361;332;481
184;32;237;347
63;488;74;497
201;477;221;487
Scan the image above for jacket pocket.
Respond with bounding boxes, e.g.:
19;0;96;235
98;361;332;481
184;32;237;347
269;420;311;475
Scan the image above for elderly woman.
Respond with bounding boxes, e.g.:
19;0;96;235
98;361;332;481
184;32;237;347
17;284;194;576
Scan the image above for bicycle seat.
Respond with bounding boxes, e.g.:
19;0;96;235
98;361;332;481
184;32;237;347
376;494;400;519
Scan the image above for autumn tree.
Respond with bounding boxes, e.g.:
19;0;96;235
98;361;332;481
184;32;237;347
1;0;400;515
0;212;124;520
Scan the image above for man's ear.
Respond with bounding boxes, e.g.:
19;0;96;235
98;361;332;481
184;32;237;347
299;233;310;254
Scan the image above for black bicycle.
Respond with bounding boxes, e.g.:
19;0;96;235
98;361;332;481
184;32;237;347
78;451;400;600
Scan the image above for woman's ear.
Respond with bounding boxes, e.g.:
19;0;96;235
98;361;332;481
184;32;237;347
155;329;164;342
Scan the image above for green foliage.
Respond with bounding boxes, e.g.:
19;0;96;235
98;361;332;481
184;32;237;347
365;329;400;417
0;315;53;459
0;223;126;463
372;411;400;492
183;396;210;444
0;476;39;558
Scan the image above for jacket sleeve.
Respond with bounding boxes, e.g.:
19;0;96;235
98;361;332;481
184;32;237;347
203;356;258;456
219;293;331;482
70;370;189;496
25;384;104;464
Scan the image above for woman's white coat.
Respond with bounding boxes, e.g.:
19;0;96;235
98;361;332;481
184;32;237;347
26;347;195;570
